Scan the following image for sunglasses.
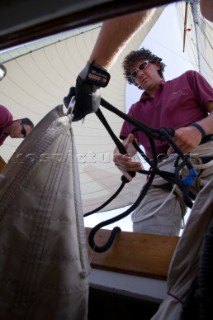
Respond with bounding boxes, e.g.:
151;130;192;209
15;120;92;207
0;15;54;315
129;60;150;81
21;123;26;138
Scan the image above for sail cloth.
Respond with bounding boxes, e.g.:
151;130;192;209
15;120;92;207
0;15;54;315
151;177;213;320
0;105;90;319
0;6;165;214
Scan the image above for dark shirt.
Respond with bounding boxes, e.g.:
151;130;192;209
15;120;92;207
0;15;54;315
0;105;13;146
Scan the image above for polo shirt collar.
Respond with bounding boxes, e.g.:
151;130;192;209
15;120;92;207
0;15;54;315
140;79;165;101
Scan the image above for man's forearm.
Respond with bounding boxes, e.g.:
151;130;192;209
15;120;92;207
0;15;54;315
88;10;154;69
196;105;213;136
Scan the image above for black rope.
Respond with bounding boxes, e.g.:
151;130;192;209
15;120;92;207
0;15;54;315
95;108;136;181
84;180;126;217
88;171;155;252
84;98;197;252
100;97;175;140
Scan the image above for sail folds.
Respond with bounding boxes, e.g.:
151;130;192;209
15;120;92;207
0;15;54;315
0;7;164;213
0;105;89;319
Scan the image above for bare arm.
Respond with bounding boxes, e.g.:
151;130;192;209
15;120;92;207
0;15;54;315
197;101;213;134
67;10;153;120
88;10;154;69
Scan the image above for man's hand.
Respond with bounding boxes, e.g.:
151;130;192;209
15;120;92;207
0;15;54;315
167;126;203;155
113;134;142;181
63;61;110;121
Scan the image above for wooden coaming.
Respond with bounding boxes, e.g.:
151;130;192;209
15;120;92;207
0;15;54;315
86;227;179;280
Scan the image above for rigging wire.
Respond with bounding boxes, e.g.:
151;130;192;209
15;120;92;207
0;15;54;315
175;0;213;82
190;1;213;75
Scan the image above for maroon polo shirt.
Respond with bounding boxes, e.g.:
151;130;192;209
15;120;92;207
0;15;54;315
0;104;13;146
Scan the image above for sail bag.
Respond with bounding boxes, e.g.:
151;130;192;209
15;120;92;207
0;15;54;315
0;105;90;319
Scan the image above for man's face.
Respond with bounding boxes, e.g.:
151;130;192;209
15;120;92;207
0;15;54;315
129;60;161;91
8;120;32;138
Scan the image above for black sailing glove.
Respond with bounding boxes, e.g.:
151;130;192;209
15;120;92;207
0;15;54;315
63;61;110;121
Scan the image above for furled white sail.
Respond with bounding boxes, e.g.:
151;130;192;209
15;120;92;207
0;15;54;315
0;7;165;214
0;105;90;319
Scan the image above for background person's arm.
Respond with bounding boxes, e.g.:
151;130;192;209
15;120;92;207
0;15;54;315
88;10;154;69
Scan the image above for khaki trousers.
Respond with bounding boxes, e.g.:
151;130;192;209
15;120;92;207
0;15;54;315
132;141;213;236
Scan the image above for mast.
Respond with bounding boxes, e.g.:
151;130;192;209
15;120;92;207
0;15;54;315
183;1;189;52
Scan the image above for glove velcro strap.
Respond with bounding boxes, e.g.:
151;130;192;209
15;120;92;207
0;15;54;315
85;63;110;88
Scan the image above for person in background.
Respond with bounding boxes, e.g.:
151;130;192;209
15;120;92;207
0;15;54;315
0;104;34;146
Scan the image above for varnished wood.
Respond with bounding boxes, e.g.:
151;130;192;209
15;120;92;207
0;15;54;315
86;227;179;280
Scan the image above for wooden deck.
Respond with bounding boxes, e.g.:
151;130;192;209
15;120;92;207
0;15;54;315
86;228;180;318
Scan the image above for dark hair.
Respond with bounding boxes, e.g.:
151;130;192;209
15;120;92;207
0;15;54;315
21;118;34;129
122;47;166;85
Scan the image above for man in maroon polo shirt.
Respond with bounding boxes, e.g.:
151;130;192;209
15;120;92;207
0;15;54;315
113;48;213;236
0;104;34;146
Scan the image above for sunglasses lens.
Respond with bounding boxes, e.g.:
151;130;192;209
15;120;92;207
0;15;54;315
130;61;149;80
139;61;148;71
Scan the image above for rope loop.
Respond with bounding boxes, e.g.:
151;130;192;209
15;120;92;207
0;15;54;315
84;97;197;252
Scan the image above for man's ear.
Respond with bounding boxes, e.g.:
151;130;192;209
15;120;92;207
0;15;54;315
15;119;22;125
